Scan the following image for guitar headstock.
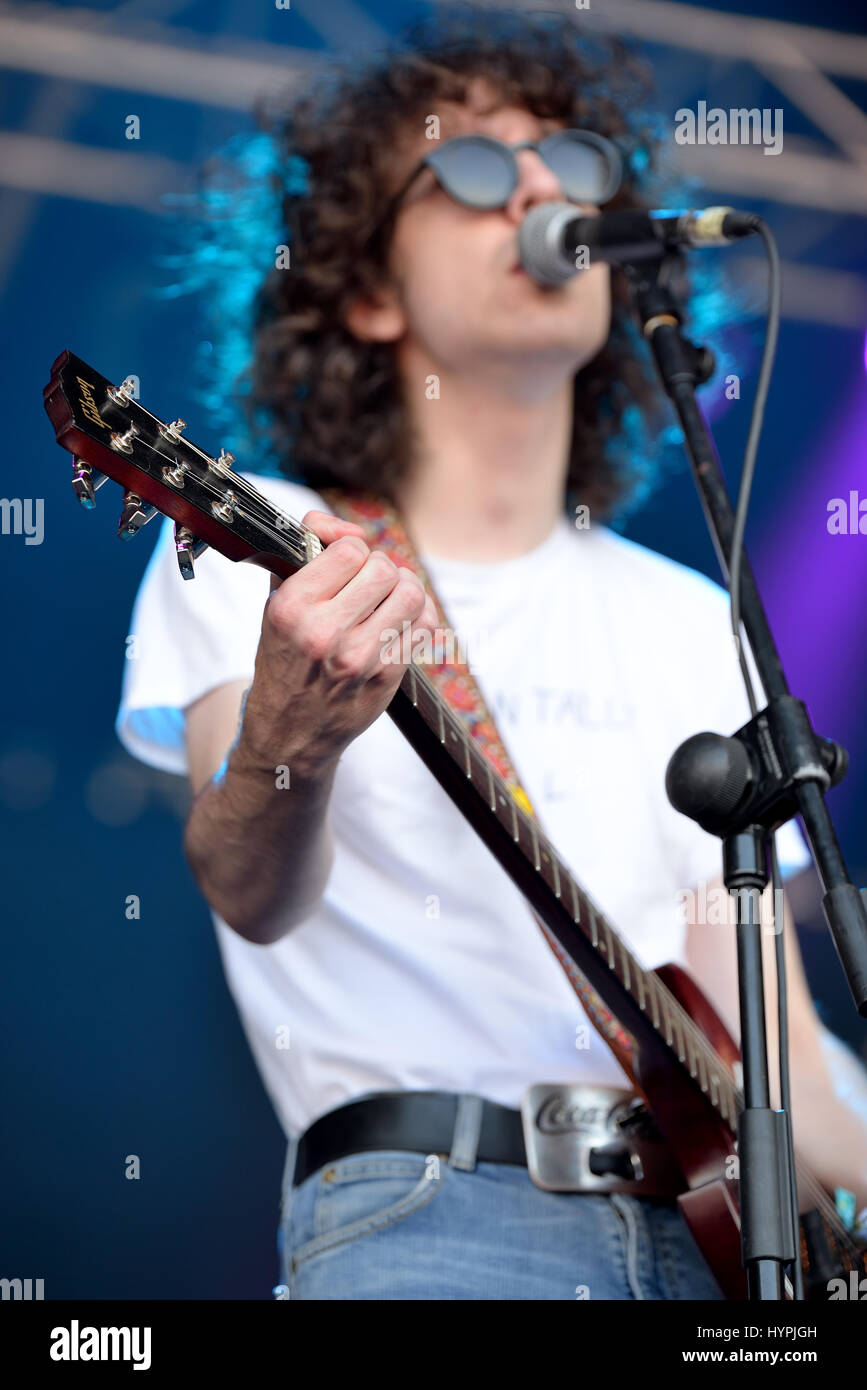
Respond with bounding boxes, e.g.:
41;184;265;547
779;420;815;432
43;350;321;580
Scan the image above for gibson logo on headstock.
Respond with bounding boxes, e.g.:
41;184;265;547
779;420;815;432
76;377;109;431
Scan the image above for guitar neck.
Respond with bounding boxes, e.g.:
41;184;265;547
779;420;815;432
389;659;741;1129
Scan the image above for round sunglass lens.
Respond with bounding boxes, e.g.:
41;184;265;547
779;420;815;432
542;135;620;204
433;138;516;209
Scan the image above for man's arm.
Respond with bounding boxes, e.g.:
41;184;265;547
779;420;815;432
183;677;338;944
685;873;867;1210
182;510;437;946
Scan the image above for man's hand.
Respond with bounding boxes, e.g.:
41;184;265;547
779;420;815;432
237;509;438;783
183;509;438;944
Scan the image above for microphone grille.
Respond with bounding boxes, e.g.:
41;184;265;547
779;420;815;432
518;202;579;287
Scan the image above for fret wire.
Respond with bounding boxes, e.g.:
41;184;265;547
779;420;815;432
698;1041;711;1091
635;966;645;1011
588;905;599;949
530;824;541;871
619;938;630;993
486;762;497;812
468;741;486;787
664;1000;678;1045
667;1004;679;1057
698;1047;709;1093
686;1032;697;1079
458;725;472;776
649;978;660;1030
602;917;615;968
551;855;561;900
406;665;419;706
569;874;581;925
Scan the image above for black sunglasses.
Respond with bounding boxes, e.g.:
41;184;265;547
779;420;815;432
380;130;623;228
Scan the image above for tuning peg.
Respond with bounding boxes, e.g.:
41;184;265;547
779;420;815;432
117;490;158;539
159;418;186;443
210;489;237;524
110;424;139;455
71;457;107;509
107;377;137;406
161;460;187;489
174;524;208;580
212;448;235;473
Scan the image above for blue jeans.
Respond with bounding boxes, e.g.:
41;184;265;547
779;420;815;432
276;1096;726;1300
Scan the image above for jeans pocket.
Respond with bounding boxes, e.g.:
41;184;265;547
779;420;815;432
288;1150;447;1271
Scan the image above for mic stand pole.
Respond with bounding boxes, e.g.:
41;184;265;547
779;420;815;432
621;248;867;1299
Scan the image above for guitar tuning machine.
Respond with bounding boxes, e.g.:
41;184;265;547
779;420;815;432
159;418;186;443
71;456;108;509
107;377;137;406
212;448;235;473
117;489;158;539
210;490;237;524
174;524;208;580
110;424;139;455
162;460;187;488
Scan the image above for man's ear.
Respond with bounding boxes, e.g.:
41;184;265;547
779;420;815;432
344;285;406;344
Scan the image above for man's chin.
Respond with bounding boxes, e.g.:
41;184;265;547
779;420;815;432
484;301;608;360
473;333;603;385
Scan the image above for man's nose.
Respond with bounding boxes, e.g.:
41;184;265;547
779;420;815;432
505;148;565;223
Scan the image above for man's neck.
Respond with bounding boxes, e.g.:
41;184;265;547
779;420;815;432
393;345;573;563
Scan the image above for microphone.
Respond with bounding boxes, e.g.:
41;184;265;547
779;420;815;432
519;202;760;286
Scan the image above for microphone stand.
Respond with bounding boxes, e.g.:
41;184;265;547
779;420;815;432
622;248;867;1299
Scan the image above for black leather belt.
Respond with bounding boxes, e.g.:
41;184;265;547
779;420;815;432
293;1091;525;1187
292;1087;687;1198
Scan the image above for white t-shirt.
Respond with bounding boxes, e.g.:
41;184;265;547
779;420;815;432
116;474;811;1138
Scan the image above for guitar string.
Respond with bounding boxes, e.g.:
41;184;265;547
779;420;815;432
112;418;859;1259
114;396;316;554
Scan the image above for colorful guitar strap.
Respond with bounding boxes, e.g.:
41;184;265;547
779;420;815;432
321;488;637;1078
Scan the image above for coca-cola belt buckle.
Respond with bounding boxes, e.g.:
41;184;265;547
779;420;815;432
520;1084;686;1196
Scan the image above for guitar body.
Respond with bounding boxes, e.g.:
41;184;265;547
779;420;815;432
43;350;866;1301
644;964;746;1299
639;965;860;1301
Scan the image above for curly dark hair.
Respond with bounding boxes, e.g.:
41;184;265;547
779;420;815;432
246;7;670;521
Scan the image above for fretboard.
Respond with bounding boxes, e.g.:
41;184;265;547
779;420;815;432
397;657;743;1131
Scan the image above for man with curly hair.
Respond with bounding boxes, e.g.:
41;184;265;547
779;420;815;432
118;11;867;1300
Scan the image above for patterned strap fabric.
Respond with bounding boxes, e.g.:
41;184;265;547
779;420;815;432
321;488;637;1078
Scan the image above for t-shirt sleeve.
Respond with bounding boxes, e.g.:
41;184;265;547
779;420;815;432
115;475;326;776
671;577;813;890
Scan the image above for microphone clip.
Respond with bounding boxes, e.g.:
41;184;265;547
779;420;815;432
665;696;848;841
